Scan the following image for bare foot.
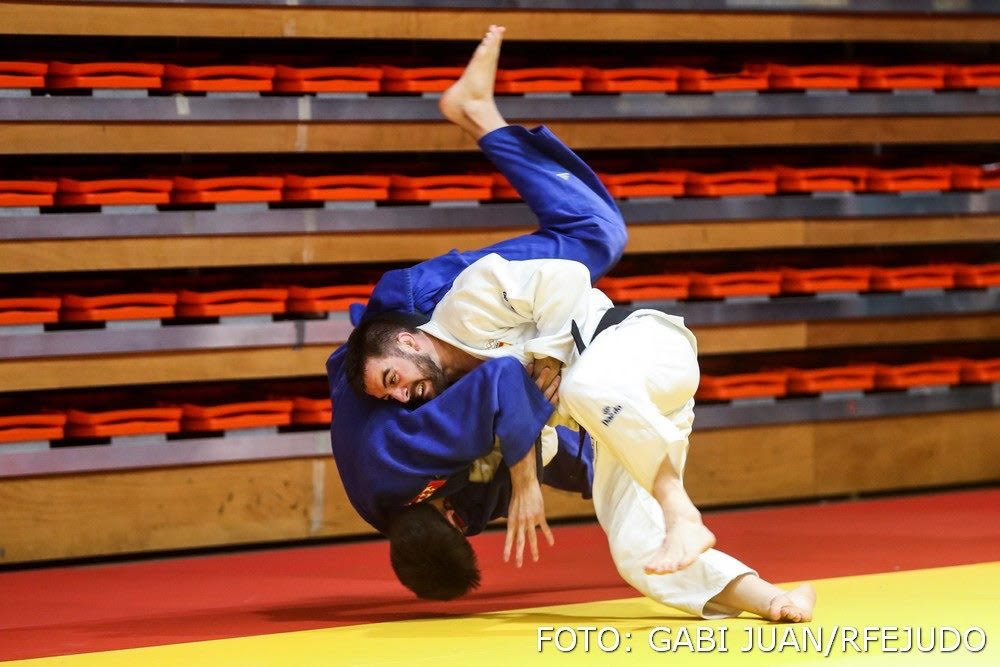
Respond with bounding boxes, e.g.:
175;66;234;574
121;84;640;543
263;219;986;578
767;583;817;623
439;25;508;138
643;519;715;574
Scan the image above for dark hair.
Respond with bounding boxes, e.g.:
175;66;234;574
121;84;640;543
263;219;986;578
344;311;428;397
388;502;481;600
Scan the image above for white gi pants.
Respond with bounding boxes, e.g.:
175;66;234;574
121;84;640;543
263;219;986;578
559;312;755;619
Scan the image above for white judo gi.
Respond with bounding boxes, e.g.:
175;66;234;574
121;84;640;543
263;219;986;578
420;253;754;618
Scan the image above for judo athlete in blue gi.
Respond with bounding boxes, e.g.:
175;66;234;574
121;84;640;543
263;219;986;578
337;25;816;622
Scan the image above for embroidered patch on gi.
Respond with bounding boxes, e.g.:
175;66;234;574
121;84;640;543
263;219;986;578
601;404;623;426
407;479;445;505
485;339;509;349
555;172;570;181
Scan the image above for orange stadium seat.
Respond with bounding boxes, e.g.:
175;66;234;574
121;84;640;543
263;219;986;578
181;400;293;431
380;66;462;93
0;296;61;325
291;397;332;425
176;288;289;317
866;167;953;193
873;360;962;389
776;166;869;193
685;169;778;196
689;270;783;298
581;66;680;92
273;66;382;93
490;173;520;200
950;164;1000;190
944;64;1000;89
389;174;493;201
766;64;863;90
494;68;584;93
65;407;183;438
0;413;66;443
283;174;391;202
860;65;946;90
172;176;284;204
599;171;687;198
0;180;57;207
596;274;690;301
953;263;1000;288
956;358;1000;384
56;178;173;206
61;292;177;322
780;266;874;293
785;365;878;394
696;371;789;401
162;65;275;92
870;265;956;291
677;65;769;92
47;61;164;89
0;61;47;88
286;284;374;312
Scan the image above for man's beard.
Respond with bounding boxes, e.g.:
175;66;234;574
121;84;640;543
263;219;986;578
402;349;447;407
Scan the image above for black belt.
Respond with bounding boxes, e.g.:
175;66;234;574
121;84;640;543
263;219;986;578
566;306;636;474
570;306;636;355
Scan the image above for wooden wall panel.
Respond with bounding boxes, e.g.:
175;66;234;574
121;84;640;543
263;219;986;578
685;424;817;506
0;347;333;392
2;412;997;563
3;4;998;42
812;410;1000;495
2;315;995;391
4;216;998;274
0;457;590;564
0;459;335;563
3;117;999;155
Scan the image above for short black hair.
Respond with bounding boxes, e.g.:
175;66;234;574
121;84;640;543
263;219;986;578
388;502;481;600
344;311;428;397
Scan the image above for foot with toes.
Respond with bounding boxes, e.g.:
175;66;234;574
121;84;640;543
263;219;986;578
643;520;716;574
439;25;508;138
767;584;817;623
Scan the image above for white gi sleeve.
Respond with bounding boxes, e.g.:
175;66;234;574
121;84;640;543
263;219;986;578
435;253;593;364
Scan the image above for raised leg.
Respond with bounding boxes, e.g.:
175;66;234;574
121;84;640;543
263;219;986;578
560;316;713;574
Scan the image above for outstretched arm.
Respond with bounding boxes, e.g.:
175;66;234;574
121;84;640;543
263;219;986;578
328;355;553;532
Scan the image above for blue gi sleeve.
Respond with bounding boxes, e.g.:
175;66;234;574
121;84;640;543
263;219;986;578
329;355;553;532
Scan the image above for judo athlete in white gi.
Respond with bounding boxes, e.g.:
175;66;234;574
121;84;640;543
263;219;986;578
346;25;815;622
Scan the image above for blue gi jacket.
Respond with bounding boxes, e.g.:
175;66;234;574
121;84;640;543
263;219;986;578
326;125;625;533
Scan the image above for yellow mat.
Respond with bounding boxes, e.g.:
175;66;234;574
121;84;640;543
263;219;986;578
8;562;998;666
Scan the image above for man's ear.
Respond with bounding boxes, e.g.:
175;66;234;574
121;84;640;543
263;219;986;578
397;331;418;350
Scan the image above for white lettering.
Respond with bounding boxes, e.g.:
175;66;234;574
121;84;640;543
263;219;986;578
940;627;962;653
965;627;987;653
554;627;577;652
648;627;672;653
597;627;621;652
841;626;860;652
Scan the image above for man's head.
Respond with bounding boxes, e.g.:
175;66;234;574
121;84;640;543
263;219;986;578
344;312;446;405
387;501;480;600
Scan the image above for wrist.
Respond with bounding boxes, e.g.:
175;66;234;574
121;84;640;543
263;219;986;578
510;446;539;487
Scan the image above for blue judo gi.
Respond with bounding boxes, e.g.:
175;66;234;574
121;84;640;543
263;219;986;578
326;125;627;533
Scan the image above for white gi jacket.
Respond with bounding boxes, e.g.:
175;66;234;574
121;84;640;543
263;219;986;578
418;253;614;366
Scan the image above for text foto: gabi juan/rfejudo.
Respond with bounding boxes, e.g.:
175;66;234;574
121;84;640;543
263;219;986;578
536;625;988;655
